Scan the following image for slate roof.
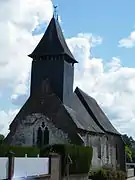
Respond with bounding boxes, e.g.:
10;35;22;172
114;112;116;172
75;87;120;135
64;105;86;131
28;16;78;64
69;93;104;134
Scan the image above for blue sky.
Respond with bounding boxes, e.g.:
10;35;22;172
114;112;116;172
1;0;135;137
51;0;135;67
33;0;135;67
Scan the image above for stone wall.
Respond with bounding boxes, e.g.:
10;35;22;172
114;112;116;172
35;174;88;180
9;112;121;171
28;175;50;180
11;113;71;146
80;133;117;169
63;174;88;180
127;168;134;178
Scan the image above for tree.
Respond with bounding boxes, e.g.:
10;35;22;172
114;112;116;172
122;134;132;147
125;145;132;162
132;150;135;162
122;134;135;163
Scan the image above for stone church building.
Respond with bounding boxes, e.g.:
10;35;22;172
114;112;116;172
5;14;125;171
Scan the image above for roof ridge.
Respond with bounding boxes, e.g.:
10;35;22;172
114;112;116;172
75;87;120;135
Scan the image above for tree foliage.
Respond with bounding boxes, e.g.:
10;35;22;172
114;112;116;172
122;134;134;147
125;145;132;162
0;145;40;157
89;168;126;180
40;144;93;175
122;134;135;163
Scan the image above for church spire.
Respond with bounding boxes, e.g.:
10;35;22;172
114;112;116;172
28;9;78;64
29;8;77;106
53;5;58;20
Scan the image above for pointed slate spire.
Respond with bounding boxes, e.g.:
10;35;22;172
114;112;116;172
28;14;78;64
53;5;58;20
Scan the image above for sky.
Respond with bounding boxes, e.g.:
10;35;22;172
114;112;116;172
0;0;135;138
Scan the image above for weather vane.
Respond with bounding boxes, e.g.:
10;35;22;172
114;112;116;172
53;5;58;20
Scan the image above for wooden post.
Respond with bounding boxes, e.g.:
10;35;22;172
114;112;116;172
49;154;51;175
66;154;72;180
50;153;61;180
7;150;15;180
66;163;69;180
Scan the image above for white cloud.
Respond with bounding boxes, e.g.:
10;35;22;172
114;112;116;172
0;0;53;96
0;109;19;136
67;34;135;138
0;0;135;140
119;31;135;48
0;0;53;134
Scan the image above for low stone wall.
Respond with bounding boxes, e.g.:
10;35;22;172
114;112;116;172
34;174;88;180
63;174;88;180
31;174;51;180
6;152;89;180
127;168;134;178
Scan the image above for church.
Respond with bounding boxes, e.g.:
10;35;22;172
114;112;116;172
4;13;125;171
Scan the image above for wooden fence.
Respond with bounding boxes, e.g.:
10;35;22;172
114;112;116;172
0;157;8;179
0;152;49;179
126;163;135;178
0;152;88;180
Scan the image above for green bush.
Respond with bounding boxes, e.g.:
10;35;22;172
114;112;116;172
40;144;93;175
89;168;126;180
125;145;132;162
0;145;40;157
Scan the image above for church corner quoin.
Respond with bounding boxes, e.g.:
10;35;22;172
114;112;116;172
4;14;125;172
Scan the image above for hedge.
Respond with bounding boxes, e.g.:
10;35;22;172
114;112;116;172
40;144;93;175
89;168;126;180
0;145;40;157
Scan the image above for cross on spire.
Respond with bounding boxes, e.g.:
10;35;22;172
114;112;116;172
53;5;58;20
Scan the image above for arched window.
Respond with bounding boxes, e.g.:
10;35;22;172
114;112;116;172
44;127;49;145
36;122;49;147
106;137;109;160
98;137;101;159
116;144;118;161
37;127;43;148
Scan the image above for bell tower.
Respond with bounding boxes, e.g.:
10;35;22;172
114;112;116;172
28;13;78;107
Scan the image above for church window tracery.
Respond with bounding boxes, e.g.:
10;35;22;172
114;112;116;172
37;127;42;148
36;122;49;148
42;122;45;128
44;127;49;145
